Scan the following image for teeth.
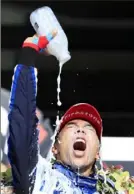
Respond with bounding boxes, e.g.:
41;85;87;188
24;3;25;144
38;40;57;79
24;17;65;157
75;139;85;144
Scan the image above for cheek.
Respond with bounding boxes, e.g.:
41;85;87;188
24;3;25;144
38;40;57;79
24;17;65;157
87;133;99;150
58;132;74;153
59;130;74;143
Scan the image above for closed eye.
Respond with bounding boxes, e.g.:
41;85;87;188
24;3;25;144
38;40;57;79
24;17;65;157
65;122;78;129
66;124;76;128
84;125;96;132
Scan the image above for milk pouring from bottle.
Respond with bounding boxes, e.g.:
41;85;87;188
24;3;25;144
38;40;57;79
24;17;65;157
30;6;71;124
30;6;71;64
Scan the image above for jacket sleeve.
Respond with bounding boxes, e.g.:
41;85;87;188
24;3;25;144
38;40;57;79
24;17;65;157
8;47;39;194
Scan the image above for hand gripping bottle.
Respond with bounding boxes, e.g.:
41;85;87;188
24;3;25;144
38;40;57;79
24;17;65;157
30;6;71;65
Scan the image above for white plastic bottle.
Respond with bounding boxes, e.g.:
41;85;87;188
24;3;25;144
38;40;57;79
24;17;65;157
30;6;71;65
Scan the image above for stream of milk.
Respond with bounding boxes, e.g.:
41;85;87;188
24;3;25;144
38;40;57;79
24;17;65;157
46;62;63;162
57;62;63;107
55;62;63;127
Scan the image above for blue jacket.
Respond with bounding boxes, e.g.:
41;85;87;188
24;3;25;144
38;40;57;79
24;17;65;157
8;48;101;194
52;162;99;194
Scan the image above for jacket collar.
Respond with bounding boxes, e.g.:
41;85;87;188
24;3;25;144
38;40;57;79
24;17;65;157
53;161;98;189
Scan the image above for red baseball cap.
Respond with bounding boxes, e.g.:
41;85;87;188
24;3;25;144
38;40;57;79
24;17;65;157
59;103;103;140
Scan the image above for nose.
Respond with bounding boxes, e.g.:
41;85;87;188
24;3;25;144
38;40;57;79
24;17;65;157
76;128;85;134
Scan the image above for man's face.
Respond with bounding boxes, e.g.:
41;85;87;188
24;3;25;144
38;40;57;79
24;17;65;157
52;119;100;170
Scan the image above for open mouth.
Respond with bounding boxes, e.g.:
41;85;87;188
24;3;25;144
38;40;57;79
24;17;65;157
73;138;86;151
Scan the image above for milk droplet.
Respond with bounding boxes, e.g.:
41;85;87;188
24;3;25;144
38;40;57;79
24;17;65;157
57;76;60;83
57;101;62;106
56;115;60;126
58;139;62;144
77;73;79;76
57;88;61;93
73;90;75;92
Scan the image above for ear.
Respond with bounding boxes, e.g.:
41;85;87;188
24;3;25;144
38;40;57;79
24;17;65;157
52;144;59;156
95;142;101;160
95;152;100;160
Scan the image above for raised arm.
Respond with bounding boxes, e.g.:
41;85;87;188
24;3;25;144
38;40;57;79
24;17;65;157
8;35;53;194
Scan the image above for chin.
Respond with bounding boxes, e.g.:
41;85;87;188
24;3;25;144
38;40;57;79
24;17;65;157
71;158;87;169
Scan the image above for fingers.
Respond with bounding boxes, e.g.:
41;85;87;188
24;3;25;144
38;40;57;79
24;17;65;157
39;30;57;53
23;30;57;51
24;37;33;43
32;29;57;43
52;30;57;37
46;30;57;42
39;48;50;56
44;48;50;56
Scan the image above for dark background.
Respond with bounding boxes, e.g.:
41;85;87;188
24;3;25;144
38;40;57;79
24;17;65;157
1;0;134;137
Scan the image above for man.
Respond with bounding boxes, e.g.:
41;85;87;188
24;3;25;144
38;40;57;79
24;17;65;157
7;34;133;194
